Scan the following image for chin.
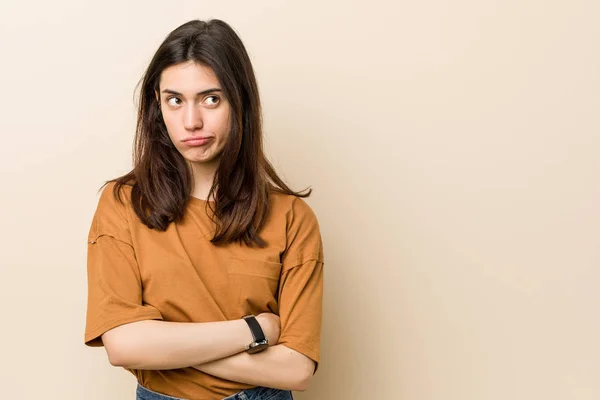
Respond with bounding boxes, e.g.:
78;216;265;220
178;146;224;164
187;153;221;165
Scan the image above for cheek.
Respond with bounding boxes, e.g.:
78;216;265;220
161;114;179;139
217;110;232;134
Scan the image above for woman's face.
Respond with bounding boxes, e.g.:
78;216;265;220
157;61;232;166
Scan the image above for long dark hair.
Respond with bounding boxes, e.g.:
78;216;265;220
107;19;310;247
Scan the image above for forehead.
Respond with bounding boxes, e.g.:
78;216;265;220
159;61;220;91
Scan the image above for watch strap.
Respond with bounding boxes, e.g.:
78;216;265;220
242;315;266;343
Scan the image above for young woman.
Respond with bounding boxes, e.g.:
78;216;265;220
84;19;324;400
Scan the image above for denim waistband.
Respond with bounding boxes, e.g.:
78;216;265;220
136;383;293;400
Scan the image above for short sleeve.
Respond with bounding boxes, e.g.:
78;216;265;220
277;197;325;371
84;182;163;347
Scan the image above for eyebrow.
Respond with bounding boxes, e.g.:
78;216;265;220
161;88;222;96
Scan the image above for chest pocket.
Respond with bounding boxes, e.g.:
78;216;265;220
226;258;282;316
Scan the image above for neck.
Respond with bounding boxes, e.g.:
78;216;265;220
189;160;219;201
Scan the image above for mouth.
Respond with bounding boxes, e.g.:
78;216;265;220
182;136;214;146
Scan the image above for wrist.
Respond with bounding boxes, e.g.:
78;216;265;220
242;315;268;354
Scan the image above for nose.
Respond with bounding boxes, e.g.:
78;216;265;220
183;104;203;131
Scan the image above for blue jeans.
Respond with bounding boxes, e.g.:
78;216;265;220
136;383;293;400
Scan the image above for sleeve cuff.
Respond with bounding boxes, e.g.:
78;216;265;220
84;309;163;347
278;340;320;373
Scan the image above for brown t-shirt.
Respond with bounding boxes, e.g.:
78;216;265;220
84;182;324;399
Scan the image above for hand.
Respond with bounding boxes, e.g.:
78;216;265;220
255;313;281;346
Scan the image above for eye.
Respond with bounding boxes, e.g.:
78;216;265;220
204;95;220;106
166;97;182;107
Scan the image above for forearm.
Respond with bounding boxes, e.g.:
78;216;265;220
101;319;252;370
193;345;316;391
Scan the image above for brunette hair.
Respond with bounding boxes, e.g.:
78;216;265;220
106;19;310;247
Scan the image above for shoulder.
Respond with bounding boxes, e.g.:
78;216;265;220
95;181;133;218
269;191;319;225
88;181;135;243
270;192;324;266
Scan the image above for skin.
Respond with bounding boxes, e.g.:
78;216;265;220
156;60;231;201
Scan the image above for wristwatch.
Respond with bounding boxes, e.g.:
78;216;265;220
242;315;268;354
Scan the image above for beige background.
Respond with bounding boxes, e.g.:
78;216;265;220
0;0;599;399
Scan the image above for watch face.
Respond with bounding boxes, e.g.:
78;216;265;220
246;340;268;354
